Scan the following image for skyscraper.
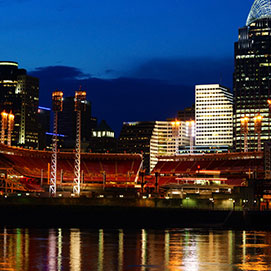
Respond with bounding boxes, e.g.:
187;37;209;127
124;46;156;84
150;121;188;171
89;120;117;153
234;0;271;152
118;121;155;172
177;104;195;122
58;96;96;149
38;106;51;150
118;121;189;172
0;61;39;148
195;84;233;147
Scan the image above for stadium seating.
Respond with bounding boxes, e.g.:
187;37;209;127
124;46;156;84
151;152;265;187
0;144;143;190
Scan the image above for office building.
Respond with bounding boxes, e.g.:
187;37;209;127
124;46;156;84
38;106;51;150
0;61;39;148
150;121;189;171
89;120;117;153
234;0;271;151
118;122;155;172
119;121;189;172
177;104;195;122
58;96;96;149
195;84;233;147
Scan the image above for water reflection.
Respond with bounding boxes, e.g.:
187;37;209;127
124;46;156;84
70;229;81;271
98;229;103;271
57;228;62;271
118;229;123;271
1;228;271;270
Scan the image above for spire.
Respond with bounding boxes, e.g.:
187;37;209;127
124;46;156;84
247;0;271;26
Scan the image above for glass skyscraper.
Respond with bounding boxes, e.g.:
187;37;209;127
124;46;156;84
234;0;271;152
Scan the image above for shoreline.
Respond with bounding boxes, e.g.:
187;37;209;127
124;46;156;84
0;197;270;229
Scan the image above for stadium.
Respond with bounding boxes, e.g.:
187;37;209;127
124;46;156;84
0;144;143;195
146;150;266;199
0;142;267;198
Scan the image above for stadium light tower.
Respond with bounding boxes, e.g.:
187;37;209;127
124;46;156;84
73;90;86;196
171;120;181;155
1;112;8;144
254;114;263;152
241;116;249;153
186;120;195;154
49;91;63;197
7;113;14;146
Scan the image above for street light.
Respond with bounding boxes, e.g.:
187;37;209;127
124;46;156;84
1;112;8;144
1;112;14;146
73;90;87;196
171;120;181;155
7;113;14;146
49;91;63;197
254;114;263;152
241;116;249;152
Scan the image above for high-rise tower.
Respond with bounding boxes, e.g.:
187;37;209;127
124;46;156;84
234;0;271;152
0;61;39;148
58;96;96;149
196;84;233;147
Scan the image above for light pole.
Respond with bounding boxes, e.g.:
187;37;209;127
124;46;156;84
73;90;86;196
254;114;263;152
171;120;181;155
1;112;8;144
49;91;63;197
241;116;249;152
7;113;14;146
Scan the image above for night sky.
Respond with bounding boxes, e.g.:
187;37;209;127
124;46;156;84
1;0;255;134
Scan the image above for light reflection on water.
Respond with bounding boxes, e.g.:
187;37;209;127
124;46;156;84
1;228;271;270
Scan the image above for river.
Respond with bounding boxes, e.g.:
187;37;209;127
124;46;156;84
0;228;270;270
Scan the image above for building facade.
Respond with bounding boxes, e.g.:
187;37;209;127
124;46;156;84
234;0;271;151
0;61;39;148
58;96;96;150
89;120;117;153
118;121;189;172
118;122;156;172
195;84;233;147
38;106;51;150
150;121;189;171
177;104;195;122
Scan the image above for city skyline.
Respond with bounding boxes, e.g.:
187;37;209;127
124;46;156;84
1;0;256;133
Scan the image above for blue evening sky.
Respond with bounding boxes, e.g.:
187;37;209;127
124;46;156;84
1;0;252;76
0;0;256;133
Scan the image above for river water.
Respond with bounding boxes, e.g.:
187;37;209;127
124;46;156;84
0;228;270;270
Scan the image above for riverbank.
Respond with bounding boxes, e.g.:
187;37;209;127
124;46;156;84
0;197;270;229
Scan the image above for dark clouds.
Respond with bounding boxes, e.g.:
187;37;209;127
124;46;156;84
127;57;234;88
29;66;194;135
30;66;90;80
30;57;233;135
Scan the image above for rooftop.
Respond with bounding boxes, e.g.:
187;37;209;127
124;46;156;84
247;0;271;26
